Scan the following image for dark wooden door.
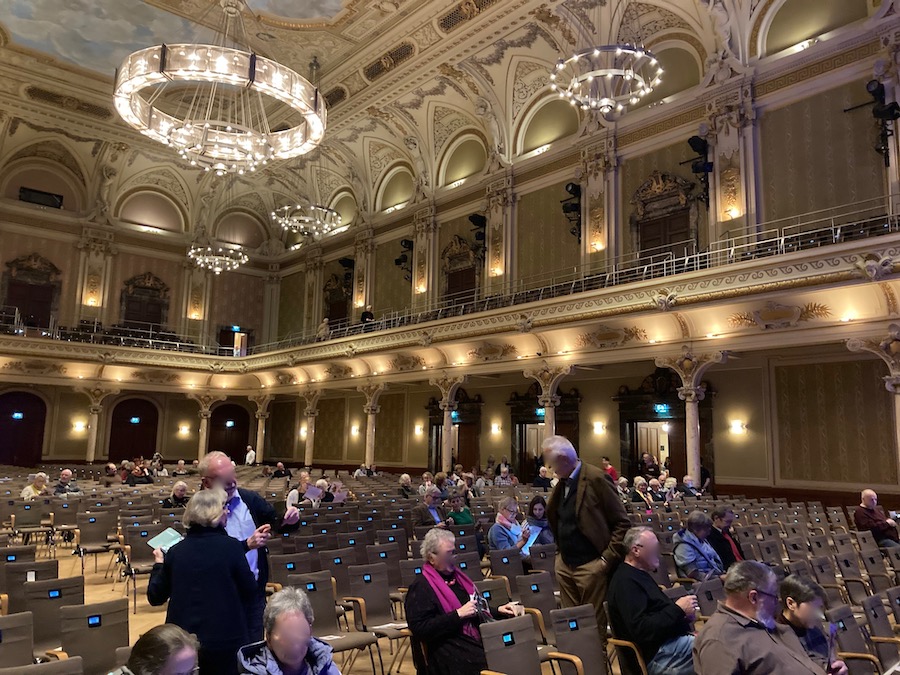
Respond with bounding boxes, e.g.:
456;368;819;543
208;404;251;463
109;399;159;463
640;209;691;257
446;267;476;302
123;289;164;328
665;420;687;479
456;422;479;474
6;281;53;326
0;392;46;466
326;298;349;323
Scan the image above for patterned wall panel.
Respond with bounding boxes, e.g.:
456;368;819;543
759;80;886;222
209;271;265;338
437;214;473;257
374;392;406;464
0;231;77;325
268;399;297;461
373;237;411;315
314;397;346;461
110;252;184;327
346;395;367;462
774;359;897;484
278;271;306;339
516;181;580;281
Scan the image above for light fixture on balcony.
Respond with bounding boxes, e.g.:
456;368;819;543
113;0;326;175
549;0;662;120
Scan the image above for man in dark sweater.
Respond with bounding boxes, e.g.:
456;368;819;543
607;527;697;675
854;489;900;548
708;505;746;571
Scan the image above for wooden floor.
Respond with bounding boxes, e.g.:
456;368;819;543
55;543;565;674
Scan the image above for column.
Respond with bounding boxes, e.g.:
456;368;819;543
483;174;517;296
74;228;117;327
578;139;617;269
352;228;375;321
524;363;571;437
261;264;281;345
302;245;324;334
429;373;467;473
358;383;386;468
180;264;212;345
412;206;438;309
187;392;227;460
848;325;900;457
299;390;322;468
655;347;727;481
249;394;273;464
76;385;119;462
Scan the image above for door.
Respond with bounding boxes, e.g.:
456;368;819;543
6;281;53;327
208;404;251;463
0;392;46;466
640;209;691;257
445;267;477;302
109;399;159;463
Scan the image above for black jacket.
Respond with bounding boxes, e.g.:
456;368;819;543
607;561;692;670
147;525;257;652
235;487;284;590
707;526;745;571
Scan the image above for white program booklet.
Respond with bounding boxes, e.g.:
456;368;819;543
146;527;184;553
521;527;543;557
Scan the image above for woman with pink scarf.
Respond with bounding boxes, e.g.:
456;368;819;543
405;528;518;675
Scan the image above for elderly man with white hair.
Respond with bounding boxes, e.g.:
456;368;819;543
199;450;300;642
542;434;630;641
53;468;83;496
412;486;451;528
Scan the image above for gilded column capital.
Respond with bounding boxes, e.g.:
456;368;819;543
848;324;900;389
429;373;466;406
655;345;727;389
524;362;571;399
186;391;227;414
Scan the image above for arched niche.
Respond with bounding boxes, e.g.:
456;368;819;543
763;0;868;57
439;134;487;186
634;46;702;108
1;160;85;212
517;97;580;155
117;190;185;232
108;397;161;464
1;252;62;328
331;191;358;228
376;165;415;212
208;403;251;463
215;210;267;249
0;390;47;466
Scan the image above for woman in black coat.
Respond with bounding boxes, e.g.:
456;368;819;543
405;529;517;675
148;488;260;675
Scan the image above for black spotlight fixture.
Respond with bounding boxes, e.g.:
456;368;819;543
560;182;582;242
394;240;413;281
867;79;899;167
469;213;487;258
683;135;712;204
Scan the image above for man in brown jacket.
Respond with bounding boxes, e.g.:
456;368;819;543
543;435;630;638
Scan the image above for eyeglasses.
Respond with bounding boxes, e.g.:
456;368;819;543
753;588;779;602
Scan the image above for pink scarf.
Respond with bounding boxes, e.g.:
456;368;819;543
421;563;480;642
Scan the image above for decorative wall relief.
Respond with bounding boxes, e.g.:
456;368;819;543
729;301;831;330
389;353;425;371
856;253;895;282
326;363;353;379
3;360;66;375
130;370;179;384
467;342;517;361
577;325;647;349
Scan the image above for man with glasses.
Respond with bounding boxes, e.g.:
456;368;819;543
608;527;697;675
694;560;825;674
542;435;630;643
199;450;300;642
412;485;451;528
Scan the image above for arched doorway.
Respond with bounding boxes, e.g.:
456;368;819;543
0;391;46;466
427;388;483;473
109;398;160;464
208;404;251;463
508;383;581;483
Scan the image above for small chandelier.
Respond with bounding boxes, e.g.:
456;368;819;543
272;203;342;238
113;0;326;175
188;241;249;274
549;1;663;119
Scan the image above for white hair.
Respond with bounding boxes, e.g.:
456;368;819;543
182;488;226;529
541;435;578;461
420;528;455;560
198;450;230;477
264;587;314;635
34;472;48;482
634;476;648;488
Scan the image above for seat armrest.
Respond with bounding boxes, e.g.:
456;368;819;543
870;636;900;646
837;651;883;673
481;671;506;674
0;593;8;616
342;596;368;630
45;650;69;660
522;607;548;642
547;652;585;675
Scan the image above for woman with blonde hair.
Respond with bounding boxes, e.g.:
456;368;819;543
162;481;190;509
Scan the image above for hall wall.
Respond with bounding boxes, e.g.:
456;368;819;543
516;181;581;281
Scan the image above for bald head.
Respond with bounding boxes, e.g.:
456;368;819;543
861;490;878;508
199;451;238;498
541;435;579;478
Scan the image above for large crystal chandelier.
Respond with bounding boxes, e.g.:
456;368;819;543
113;0;326;175
271;203;342;238
188;240;249;275
550;1;663;119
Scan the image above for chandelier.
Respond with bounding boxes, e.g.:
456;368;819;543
271;203;342;238
113;0;326;175
188;242;249;274
549;1;663;119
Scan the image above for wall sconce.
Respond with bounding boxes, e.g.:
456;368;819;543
414;424;424;436
190;311;201;320
72;420;87;433
178;425;190;436
489;266;503;277
490;422;501;435
593;422;606;435
661;422;670;433
299;425;307;439
86;296;97;307
350;425;360;436
590;240;605;252
726;206;741;220
730;420;748;435
415;283;427;294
